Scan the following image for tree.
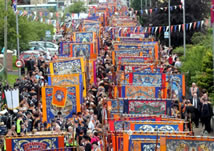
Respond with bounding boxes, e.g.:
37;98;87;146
194;51;214;101
0;0;54;51
66;2;86;14
132;0;210;47
175;30;214;101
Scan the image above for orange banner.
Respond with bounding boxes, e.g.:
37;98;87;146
52;86;67;107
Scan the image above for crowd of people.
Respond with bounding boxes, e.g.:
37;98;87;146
160;45;213;135
0;27;116;150
0;7;213;151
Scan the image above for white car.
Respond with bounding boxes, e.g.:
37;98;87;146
29;41;59;55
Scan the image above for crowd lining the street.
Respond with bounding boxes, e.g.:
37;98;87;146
0;10;213;151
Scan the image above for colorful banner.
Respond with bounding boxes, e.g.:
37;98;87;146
49;74;81;86
112;49;153;65
49;58;85;75
121;131;189;151
118;56;152;64
167;74;185;102
6;136;64;151
131;139;160;151
52;86;67;107
133;122;182;132
73;32;96;43
116;37;153;42
70;43;95;58
128;100;166;115
89;60;97;84
60;42;73;57
83;23;100;33
160;136;214;151
122;66;163;74
48;73;86;98
42;86;81;123
123;86;158;99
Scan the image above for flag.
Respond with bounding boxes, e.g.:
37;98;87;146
0;91;6;111
52;86;67;107
5;89;19;110
211;0;214;24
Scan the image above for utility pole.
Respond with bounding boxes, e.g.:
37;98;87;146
16;4;21;78
145;0;148;9
182;0;186;57
4;0;8;80
168;0;171;47
141;0;142;11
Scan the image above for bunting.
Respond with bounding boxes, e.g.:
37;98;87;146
139;4;183;16
105;19;208;35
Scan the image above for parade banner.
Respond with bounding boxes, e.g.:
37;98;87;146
89;59;97;84
122;65;163;74
118;56;152;64
131;139;160;151
131;121;183;132
72;32;96;43
167;74;185;101
116;37;154;42
42;85;81;123
52;86;67;107
131;73;164;87
48;73;86;98
49;58;85;75
107;99;172;115
83;23;100;33
6;136;64;151
70;43;96;58
128;100;166;115
160;136;214;151
112;49;153;65
60;42;73;57
121;131;189;151
49;74;81;86
123;99;172;115
113;43;159;60
122;86;159;99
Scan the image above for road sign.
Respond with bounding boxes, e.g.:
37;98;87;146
164;32;169;39
15;60;23;68
46;30;51;38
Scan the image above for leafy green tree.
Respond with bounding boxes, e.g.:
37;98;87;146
175;30;214;101
0;0;54;51
132;0;210;47
66;2;86;14
194;51;214;101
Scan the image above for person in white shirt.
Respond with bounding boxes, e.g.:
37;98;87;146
175;58;182;68
88;119;95;130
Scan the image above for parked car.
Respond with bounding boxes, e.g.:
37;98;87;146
29;41;59;55
19;51;41;63
29;46;48;54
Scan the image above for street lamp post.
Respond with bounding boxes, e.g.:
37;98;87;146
182;0;186;57
168;0;171;47
4;0;8;80
141;0;142;11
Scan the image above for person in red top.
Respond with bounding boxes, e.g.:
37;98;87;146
168;55;173;65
